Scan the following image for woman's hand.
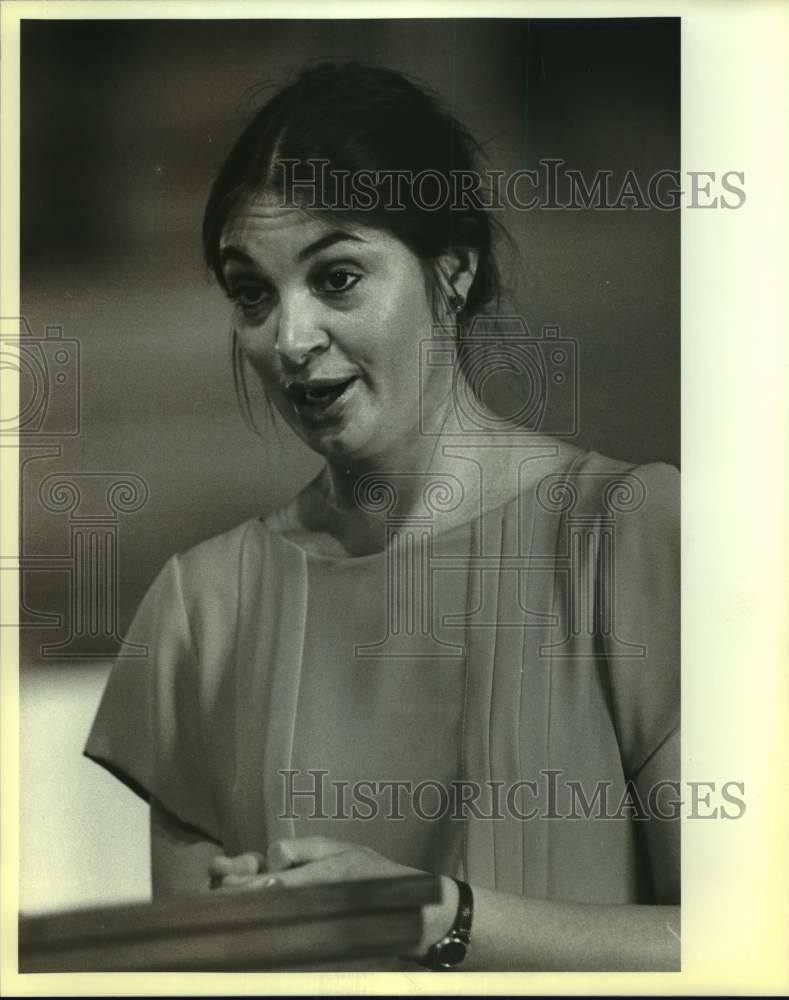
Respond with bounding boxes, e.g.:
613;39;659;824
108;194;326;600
207;835;679;970
210;835;414;890
209;836;458;960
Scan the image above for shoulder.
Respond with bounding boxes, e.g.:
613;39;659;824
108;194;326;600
570;447;678;485
500;438;678;516
174;517;265;580
160;517;272;626
555;448;678;525
569;452;679;587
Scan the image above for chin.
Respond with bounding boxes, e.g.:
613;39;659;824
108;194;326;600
297;423;370;461
306;420;407;467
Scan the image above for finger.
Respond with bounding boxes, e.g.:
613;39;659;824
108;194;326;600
267;836;346;873
267;859;343;889
214;874;281;893
209;851;264;877
219;873;266;887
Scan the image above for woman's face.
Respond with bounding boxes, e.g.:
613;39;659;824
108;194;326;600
219;194;453;462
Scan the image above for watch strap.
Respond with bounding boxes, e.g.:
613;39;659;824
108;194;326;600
425;877;473;971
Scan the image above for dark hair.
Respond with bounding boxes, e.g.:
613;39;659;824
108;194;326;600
202;61;506;427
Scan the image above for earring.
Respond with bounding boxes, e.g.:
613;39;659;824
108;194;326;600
448;295;465;313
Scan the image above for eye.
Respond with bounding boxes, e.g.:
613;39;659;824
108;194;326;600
229;283;270;309
316;267;362;295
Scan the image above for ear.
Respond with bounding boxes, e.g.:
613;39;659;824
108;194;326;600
436;248;479;308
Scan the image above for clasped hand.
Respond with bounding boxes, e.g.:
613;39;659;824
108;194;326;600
209;835;418;891
209;836;458;960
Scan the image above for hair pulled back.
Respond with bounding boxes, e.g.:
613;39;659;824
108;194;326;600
203;61;502;322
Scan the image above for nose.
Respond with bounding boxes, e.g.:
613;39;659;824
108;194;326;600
275;294;330;368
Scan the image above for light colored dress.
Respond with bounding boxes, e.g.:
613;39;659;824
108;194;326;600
85;447;679;904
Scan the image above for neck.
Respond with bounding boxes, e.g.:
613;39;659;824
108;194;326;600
295;383;561;558
319;389;463;518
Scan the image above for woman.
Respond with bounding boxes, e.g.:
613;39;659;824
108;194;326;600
85;62;680;971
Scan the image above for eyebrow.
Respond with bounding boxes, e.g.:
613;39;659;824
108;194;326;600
219;230;367;269
296;231;367;262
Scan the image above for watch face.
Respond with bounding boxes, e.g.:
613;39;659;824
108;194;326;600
436;938;466;967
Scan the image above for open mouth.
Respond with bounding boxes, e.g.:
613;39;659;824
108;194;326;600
286;375;359;417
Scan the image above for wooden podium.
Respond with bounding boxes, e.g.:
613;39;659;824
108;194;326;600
19;874;440;973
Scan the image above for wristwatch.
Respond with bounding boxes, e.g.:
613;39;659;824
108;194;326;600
424;878;473;971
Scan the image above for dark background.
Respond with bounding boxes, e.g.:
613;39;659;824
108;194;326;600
20;17;680;642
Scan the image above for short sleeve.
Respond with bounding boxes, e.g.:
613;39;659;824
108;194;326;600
83;555;222;843
602;462;680;779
